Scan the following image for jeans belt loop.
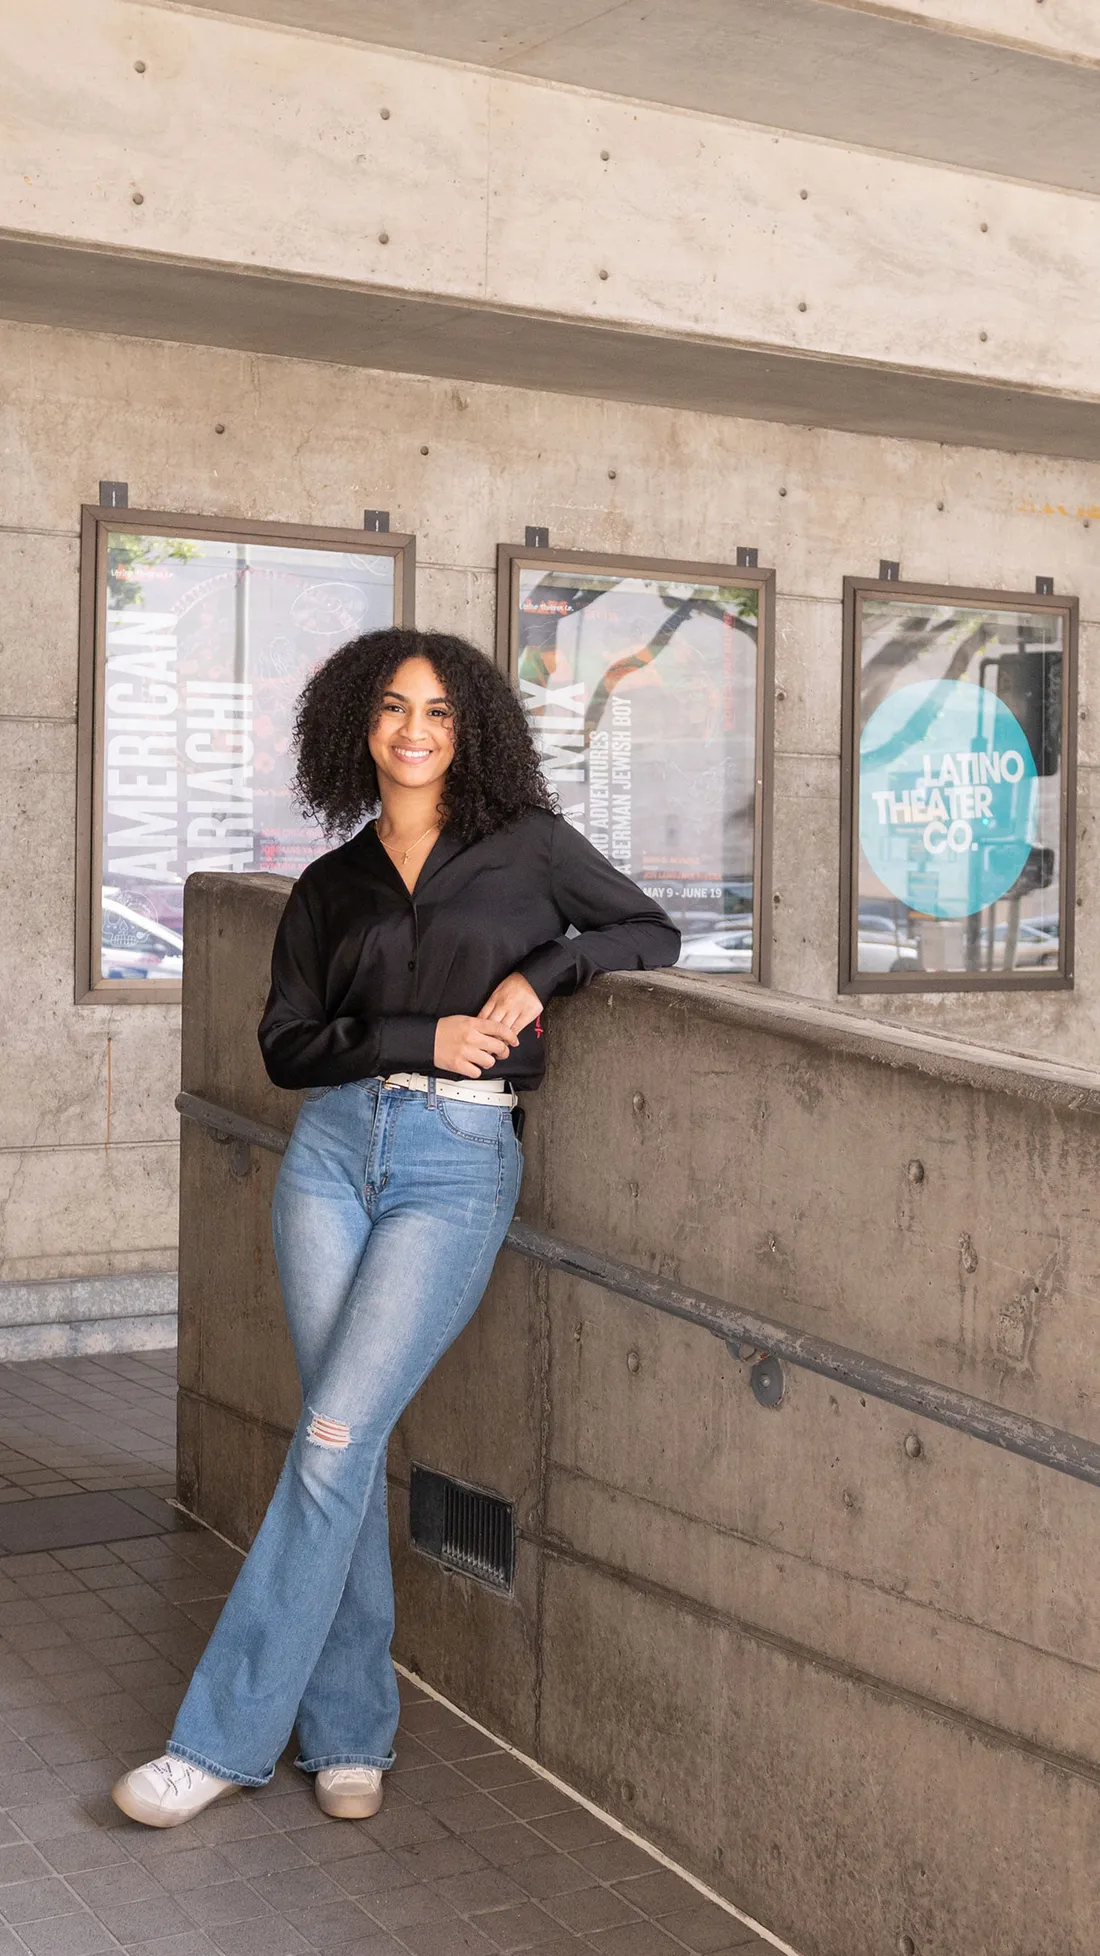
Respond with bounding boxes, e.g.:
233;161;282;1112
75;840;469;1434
427;1074;438;1111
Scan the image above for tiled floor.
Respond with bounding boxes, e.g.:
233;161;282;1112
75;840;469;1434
0;1355;175;1502
0;1353;776;1956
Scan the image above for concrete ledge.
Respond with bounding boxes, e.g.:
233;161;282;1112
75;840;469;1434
632;967;1100;1113
0;1273;178;1360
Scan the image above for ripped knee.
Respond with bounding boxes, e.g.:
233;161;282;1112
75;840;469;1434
305;1410;351;1450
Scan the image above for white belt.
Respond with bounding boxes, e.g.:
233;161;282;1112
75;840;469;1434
382;1071;517;1109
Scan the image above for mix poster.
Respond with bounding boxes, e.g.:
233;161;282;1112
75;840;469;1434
514;563;762;972
853;596;1068;980
99;532;395;981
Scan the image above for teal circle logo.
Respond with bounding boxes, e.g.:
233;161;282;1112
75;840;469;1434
859;680;1037;919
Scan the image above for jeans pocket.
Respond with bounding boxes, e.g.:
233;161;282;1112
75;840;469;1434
437;1101;505;1147
302;1086;337;1102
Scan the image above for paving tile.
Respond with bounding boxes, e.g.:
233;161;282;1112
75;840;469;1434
482;1942;584;1956
585;1925;686;1955
125;1937;221;1956
5;1801;101;1842
218;1835;311;1879
282;1900;374;1944
466;1898;567;1951
17;1912;119;1956
247;1795;325;1836
328;1852;417;1901
287;1827;379;1868
67;1861;162;1908
96;1895;200;1940
36;1834;129;1877
184;1803;274;1848
425;1793;509;1836
52;1764;126;1802
613;1868;705;1919
0;1846;52;1886
205;1920;310;1956
457;1754;539;1793
248;1870;346;1916
0;1877;81;1924
178;1885;276;1931
394;1764;472;1809
356;1806;444;1853
360;1881;458;1931
51;1551;120;1573
396;1922;497;1956
510;1857;597;1903
312;1935;403;1956
465;1825;551;1870
433;1867;526;1913
545;1884;643;1936
415;1725;502;1766
386;1837;485;1885
572;1838;661;1883
135;1832;223;1890
657;1903;768;1952
489;1784;576;1823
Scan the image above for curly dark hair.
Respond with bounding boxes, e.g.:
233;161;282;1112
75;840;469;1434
291;627;557;843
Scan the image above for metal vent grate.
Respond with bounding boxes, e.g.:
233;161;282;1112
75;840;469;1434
409;1464;514;1592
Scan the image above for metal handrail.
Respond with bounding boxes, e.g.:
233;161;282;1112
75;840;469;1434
176;1089;1100;1492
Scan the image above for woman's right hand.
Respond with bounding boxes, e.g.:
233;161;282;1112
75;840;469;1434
434;1015;517;1079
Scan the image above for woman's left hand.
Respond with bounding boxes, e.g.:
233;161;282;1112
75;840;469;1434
477;972;543;1038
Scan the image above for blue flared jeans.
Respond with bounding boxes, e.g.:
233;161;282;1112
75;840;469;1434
167;1077;522;1785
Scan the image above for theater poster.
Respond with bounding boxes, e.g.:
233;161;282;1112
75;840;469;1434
498;545;774;978
841;577;1077;991
79;508;414;996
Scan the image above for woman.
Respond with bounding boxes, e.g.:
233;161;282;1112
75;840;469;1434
112;627;679;1828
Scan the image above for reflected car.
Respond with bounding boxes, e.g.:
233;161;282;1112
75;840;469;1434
989;920;1059;969
678;927;754;973
101;897;184;979
856;914;922;975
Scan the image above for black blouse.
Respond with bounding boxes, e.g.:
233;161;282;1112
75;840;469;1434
258;808;680;1092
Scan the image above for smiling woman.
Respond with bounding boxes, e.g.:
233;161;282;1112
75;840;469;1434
112;625;679;1832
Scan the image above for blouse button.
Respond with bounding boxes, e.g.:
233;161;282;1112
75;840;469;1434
407;958;416;970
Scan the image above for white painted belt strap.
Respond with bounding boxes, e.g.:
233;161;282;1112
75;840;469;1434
382;1071;517;1109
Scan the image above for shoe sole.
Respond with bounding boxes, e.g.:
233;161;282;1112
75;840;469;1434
313;1784;384;1821
110;1774;241;1829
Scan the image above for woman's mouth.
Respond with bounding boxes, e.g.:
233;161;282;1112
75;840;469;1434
393;745;433;763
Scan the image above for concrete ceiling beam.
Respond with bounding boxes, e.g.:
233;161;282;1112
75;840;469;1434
5;234;1100;461
150;0;1100;191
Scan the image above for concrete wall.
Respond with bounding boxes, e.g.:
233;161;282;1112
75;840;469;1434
3;315;1100;1289
5;0;1100;398
179;871;1100;1956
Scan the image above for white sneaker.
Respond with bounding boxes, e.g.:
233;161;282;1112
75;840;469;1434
314;1765;384;1820
112;1754;239;1828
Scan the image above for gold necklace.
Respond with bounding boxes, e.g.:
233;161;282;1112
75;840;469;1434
376;820;439;866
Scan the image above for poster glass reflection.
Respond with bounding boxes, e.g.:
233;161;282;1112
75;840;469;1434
80;510;414;995
499;546;774;977
842;578;1077;990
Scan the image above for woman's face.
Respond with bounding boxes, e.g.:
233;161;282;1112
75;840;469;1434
368;656;456;796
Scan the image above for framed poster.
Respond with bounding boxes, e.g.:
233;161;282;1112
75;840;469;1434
840;577;1077;992
76;507;415;1001
497;544;774;979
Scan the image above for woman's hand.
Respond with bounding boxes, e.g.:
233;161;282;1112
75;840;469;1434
478;973;543;1037
434;1015;517;1079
